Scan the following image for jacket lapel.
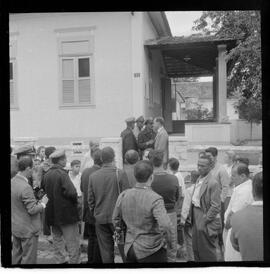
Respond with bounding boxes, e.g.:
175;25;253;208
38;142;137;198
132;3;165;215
199;172;211;200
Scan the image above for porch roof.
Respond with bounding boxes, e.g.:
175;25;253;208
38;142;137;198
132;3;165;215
145;35;239;78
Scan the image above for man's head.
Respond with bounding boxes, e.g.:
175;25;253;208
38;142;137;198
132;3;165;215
134;160;153;184
197;155;213;177
125;117;136;130
125;150;139;165
18;156;33;178
237;157;249;167
205;147;218;164
101;147;115;164
33;158;41;168
224;150;236;165
168;157;179;174
252;172;263;201
231;163;250;187
153;117;164;132
142;148;153;160
144;117;154;130
14;145;36;160
149;149;164;168
70;160;81;175
90;143;100;158
45;146;56;159
190;170;200;184
50;150;67;167
37;146;46;158
92;149;103;166
198;151;206;159
136;116;145;130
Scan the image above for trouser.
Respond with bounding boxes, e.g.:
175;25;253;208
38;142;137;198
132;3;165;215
42;211;51;236
192;206;218;262
12;235;38;264
167;211;177;262
184;224;194;261
95;223;115;263
51;223;81;264
126;245;167;263
87;223;102;263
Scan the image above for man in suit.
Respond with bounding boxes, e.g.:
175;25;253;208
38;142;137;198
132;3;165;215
153;117;169;169
191;155;222;262
230;171;263;261
120;117;138;163
88;147;130;263
80;148;103;264
11;156;48;264
43;149;80;264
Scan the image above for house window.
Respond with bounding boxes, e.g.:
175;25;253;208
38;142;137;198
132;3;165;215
149;60;153;105
10;60;17;109
57;32;95;107
61;56;91;105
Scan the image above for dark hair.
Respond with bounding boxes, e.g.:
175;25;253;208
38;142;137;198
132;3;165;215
154;117;165;126
198;154;213;166
125;150;139;165
235;163;250;177
238;157;249;166
71;160;81;167
90;143;99;157
45;146;56;159
205;147;218;157
190;170;200;184
149;149;164;167
168;157;179;171
101;147;115;164
252;172;263;199
18;156;33;171
134;160;153;183
93;149;103;166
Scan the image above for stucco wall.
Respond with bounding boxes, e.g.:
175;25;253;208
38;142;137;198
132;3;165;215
10;12;133;141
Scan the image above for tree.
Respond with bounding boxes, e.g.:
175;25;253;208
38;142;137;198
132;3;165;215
185;102;213;120
192;11;262;131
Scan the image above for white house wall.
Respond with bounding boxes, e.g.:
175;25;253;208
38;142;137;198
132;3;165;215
10;12;133;142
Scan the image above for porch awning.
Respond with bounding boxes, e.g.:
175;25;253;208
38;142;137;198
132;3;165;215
145;35;239;78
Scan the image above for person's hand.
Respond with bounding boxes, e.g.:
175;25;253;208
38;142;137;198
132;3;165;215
148;139;154;145
41;194;49;205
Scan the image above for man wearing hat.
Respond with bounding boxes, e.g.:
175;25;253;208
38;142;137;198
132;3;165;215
43;149;81;264
120;117;138;163
137;117;156;159
133;116;145;140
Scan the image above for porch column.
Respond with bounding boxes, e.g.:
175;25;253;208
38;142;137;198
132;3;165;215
217;44;228;122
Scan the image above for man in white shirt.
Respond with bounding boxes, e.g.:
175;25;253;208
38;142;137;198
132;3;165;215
223;163;254;261
69;160;83;231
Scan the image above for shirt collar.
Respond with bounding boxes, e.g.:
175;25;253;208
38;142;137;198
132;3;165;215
251;200;263;206
157;126;164;133
16;173;29;183
235;179;252;191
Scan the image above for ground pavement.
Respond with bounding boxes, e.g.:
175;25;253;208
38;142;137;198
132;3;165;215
37;235;186;264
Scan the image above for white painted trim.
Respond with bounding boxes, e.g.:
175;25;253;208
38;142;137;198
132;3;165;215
54;26;96;33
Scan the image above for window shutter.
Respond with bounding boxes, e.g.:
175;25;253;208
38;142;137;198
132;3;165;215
78;79;91;103
62;80;75;104
10;81;14;106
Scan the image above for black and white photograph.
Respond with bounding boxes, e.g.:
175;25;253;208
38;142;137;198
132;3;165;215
1;6;269;268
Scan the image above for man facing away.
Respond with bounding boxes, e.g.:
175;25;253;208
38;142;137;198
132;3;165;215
11;156;48;264
80;141;99;172
88;147;130;263
43;150;80;264
191;155;222;262
223;163;254;261
112;160;173;263
133;115;145;140
149;150;179;262
80;149;103;264
121;117;138;163
123;149;139;188
230;171;263;261
137;117;156;158
153;117;169;169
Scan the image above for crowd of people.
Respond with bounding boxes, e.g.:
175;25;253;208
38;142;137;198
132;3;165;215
10;116;263;264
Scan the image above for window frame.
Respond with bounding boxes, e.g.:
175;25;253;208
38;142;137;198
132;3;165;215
57;34;95;108
10;59;18;110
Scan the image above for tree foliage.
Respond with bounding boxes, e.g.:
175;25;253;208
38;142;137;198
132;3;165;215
193;11;261;123
186;102;213;120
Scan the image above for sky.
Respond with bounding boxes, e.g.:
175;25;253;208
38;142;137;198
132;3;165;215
165;11;211;82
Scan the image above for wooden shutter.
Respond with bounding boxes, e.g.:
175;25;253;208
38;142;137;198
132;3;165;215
78;57;91;104
62;80;74;104
78;79;91;103
10;62;15;106
62;58;75;104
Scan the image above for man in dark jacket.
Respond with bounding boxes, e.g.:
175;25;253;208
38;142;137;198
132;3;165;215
137;117;156;158
120;117;138;162
88;147;130;263
80;149;102;264
43;149;80;264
